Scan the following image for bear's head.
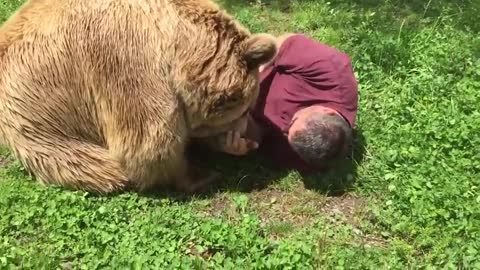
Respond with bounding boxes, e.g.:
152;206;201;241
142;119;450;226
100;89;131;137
172;1;277;138
187;33;277;138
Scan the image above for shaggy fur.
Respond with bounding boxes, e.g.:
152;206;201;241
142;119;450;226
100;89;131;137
0;0;277;194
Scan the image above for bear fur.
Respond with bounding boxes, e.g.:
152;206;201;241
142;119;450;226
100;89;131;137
0;0;277;194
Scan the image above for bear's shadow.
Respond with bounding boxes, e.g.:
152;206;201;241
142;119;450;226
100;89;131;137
141;127;367;202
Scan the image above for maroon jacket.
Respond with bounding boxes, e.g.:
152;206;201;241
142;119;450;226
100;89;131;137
251;34;358;172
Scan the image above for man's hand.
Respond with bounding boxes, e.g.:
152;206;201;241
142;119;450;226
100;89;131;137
222;130;258;156
190;113;262;156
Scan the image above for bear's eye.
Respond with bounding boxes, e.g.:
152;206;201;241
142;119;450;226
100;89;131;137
208;88;244;114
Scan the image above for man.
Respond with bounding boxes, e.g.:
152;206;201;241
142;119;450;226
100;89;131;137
199;33;358;173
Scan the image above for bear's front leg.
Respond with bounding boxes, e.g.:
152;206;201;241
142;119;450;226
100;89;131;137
173;158;222;194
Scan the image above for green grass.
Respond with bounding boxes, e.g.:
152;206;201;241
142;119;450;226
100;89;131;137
1;0;479;268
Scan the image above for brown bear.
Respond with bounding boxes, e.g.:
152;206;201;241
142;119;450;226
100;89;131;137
0;0;277;194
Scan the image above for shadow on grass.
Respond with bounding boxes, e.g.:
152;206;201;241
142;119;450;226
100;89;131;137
220;0;478;17
1;127;366;202
219;0;479;33
144;127;367;201
327;0;479;33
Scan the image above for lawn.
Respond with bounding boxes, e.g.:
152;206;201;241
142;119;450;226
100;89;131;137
1;0;479;268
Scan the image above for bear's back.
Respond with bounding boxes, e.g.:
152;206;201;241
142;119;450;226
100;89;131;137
0;0;183;142
1;0;252;93
0;0;185;93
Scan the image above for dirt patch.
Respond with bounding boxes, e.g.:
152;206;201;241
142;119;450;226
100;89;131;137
0;155;12;168
319;193;369;225
205;193;231;217
248;187;327;228
185;241;217;260
202;185;387;246
203;187;358;227
318;193;387;247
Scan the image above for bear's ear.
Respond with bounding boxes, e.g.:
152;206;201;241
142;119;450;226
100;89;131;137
242;33;277;69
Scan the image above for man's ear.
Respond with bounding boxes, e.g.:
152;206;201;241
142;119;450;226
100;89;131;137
242;33;277;69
